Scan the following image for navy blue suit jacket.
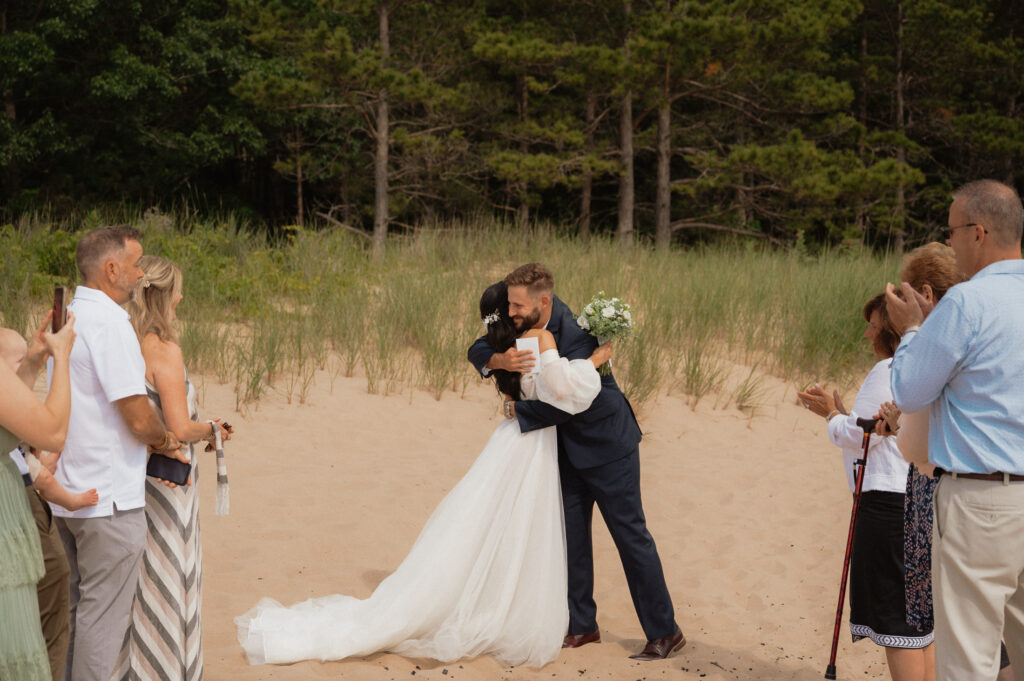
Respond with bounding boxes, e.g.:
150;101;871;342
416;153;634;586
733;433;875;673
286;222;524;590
467;295;642;470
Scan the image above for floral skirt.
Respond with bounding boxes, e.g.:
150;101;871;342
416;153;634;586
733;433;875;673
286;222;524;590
903;465;936;633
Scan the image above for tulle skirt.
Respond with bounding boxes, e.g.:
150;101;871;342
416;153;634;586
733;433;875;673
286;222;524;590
236;419;568;668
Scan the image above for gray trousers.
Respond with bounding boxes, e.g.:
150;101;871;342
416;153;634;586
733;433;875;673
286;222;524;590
56;508;146;681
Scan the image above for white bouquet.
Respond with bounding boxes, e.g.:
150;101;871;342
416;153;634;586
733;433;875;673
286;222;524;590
576;291;633;375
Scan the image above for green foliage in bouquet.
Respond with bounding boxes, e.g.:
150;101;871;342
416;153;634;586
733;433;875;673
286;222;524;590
577;292;633;375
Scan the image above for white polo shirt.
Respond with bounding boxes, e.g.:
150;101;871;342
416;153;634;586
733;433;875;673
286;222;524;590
51;286;148;518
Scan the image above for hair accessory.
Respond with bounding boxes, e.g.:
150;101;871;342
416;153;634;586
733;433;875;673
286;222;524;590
482;310;501;327
141;277;152;289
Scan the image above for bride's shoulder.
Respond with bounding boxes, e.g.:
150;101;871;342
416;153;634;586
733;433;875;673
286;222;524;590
521;328;556;352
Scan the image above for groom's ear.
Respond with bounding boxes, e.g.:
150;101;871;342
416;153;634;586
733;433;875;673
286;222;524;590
539;294;552;309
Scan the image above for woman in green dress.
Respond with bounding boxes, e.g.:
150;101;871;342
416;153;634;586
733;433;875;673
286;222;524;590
0;310;77;681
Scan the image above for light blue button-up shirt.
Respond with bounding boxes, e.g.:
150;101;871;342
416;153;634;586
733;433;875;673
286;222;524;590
890;258;1024;474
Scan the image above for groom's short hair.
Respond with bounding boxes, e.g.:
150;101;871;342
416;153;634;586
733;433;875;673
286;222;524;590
506;263;554;298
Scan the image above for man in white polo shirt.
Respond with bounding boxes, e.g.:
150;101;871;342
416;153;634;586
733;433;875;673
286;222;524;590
53;225;187;681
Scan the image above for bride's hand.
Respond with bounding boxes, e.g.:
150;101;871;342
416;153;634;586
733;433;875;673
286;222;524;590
589;342;612;370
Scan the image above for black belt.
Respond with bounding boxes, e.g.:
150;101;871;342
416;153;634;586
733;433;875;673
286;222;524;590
934;467;1024;482
22;473;32;487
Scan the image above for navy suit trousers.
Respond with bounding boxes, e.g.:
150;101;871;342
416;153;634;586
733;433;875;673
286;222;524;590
559;447;676;640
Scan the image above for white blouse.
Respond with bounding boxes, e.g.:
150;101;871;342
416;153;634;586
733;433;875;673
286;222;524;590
521;349;601;415
826;358;909;494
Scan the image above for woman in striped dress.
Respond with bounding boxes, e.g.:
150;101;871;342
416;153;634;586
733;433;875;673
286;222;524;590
112;256;233;681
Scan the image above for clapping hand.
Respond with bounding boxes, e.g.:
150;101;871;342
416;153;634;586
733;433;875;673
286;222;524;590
797;384;846;420
884;282;933;334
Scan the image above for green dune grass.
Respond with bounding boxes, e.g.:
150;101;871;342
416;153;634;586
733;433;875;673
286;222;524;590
1;213;898;411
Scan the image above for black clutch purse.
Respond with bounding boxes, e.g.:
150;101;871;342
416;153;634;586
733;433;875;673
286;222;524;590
146;453;190;486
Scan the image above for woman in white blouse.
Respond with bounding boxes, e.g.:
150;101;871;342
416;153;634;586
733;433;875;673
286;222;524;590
799;293;933;681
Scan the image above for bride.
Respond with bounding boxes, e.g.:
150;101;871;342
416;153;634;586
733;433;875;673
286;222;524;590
236;281;611;668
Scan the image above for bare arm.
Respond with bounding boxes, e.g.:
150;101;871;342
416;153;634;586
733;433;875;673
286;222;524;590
115;395;169;447
520;328;611;369
0;315;76;451
144;336;222;443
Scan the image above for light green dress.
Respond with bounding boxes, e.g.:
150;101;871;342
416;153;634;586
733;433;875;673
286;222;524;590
0;426;50;681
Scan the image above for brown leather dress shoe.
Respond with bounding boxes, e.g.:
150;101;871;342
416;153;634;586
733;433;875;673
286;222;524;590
629;626;685;660
562;630;601;648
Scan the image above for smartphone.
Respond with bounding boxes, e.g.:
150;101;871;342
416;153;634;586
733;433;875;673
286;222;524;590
52;286;68;333
146;454;191;486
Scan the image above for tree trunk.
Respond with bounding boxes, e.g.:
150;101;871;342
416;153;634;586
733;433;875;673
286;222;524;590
517;73;529;230
1005;94;1017;185
654;92;671;251
579;93;596;242
616;4;634;248
0;6;18;199
893;2;906;253
856;25;868;240
735;128;748;228
372;0;390;258
294;126;304;227
617;89;634;248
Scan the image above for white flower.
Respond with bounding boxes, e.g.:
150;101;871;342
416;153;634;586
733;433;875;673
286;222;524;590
602;307;615;318
584;305;594;315
577;315;590;330
623;310;632;322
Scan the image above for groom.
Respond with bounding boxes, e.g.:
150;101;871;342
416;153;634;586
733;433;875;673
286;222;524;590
467;263;684;660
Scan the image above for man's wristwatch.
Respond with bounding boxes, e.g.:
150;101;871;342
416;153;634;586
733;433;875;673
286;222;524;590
503;400;513;419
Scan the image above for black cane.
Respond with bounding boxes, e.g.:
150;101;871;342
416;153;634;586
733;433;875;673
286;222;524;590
824;417;879;680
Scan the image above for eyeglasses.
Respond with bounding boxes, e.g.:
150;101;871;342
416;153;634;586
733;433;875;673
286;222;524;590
944;222;988;238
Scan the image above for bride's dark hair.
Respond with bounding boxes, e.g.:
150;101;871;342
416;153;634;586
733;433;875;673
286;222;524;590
479;281;521;401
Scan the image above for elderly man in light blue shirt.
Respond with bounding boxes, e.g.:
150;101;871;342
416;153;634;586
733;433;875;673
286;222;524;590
887;179;1024;681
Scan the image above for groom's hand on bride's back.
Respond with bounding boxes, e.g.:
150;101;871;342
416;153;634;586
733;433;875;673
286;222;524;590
487;347;535;374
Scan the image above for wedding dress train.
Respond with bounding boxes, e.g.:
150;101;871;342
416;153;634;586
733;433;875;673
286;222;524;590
236;349;600;667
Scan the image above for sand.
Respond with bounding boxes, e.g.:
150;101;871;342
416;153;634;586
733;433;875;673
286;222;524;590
192;365;893;681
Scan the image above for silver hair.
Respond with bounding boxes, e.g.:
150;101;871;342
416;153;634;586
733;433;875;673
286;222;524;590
952;180;1024;247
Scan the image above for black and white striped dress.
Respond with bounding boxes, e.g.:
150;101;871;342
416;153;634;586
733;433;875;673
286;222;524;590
112;369;203;681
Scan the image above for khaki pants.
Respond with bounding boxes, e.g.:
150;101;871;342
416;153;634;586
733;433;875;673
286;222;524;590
57;508;146;681
933;476;1024;681
27;488;70;681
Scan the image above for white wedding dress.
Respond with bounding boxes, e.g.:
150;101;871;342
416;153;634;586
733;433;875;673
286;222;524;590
236;349;600;668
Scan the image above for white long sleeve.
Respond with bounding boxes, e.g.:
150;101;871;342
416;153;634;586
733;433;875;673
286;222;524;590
825;359;908;493
530;349;601;415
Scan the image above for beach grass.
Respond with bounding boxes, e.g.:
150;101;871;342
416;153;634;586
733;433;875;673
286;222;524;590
0;212;899;411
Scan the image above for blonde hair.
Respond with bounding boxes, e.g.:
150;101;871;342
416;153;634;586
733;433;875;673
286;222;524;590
899;242;965;302
126;255;182;344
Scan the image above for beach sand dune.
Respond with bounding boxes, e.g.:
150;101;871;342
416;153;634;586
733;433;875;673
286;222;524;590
195;367;891;680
